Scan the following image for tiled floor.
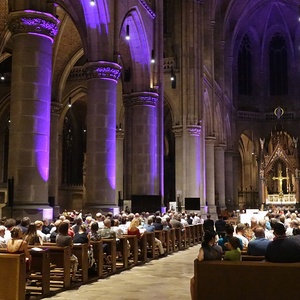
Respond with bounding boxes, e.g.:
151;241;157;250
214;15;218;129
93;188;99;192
41;245;199;300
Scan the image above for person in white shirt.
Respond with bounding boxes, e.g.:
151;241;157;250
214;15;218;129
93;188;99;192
0;225;7;247
234;223;249;249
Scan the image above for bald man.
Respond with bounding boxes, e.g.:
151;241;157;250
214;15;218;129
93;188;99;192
247;226;270;256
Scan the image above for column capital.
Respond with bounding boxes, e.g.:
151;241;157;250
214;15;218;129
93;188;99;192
116;128;125;140
172;125;183;137
215;144;226;151
8;10;59;41
84;61;122;83
51;102;62;115
187;125;201;136
123;91;158;107
205;136;216;144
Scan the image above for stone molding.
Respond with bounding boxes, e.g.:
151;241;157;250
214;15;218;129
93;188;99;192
123;92;158;107
205;136;216;145
187;125;201;137
215;144;226;151
84;61;122;83
116;128;125;139
51;102;62;115
8;10;59;40
172;125;183;137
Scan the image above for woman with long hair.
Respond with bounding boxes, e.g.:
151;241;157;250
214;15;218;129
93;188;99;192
24;223;43;245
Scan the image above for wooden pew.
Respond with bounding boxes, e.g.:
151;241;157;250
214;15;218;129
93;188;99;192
27;248;50;296
124;235;138;266
72;243;89;283
194;259;300;299
169;228;176;252
0;253;26;300
102;238;117;274
90;240;104;278
34;245;71;288
145;232;157;259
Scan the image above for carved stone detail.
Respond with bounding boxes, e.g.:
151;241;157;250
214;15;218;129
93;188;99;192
116;129;125;139
123;92;158;107
187;125;201;137
51;102;62;115
172;125;183;137
84;61;122;83
8;11;59;39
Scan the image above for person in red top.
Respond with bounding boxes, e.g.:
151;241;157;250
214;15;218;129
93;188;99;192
127;218;142;239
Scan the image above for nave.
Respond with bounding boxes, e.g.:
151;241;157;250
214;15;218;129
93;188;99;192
38;246;198;300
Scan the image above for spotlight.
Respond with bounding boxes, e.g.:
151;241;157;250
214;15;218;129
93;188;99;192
90;0;95;6
125;25;130;41
0;75;4;81
151;49;155;64
68;97;72;108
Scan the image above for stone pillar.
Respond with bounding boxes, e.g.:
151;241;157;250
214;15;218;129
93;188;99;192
116;128;124;205
49;102;62;216
84;61;122;212
123;92;159;197
6;10;59;218
186;125;202;198
225;150;234;210
172;125;184;209
215;144;226;210
205;136;216;214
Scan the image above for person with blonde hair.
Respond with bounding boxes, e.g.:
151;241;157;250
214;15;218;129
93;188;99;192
127;218;142;239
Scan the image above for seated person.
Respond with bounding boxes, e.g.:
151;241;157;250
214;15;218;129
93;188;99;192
265;222;300;263
0;225;7;247
218;223;243;251
190;231;222;300
73;224;90;246
247;226;270;256
24;223;43;245
224;236;241;261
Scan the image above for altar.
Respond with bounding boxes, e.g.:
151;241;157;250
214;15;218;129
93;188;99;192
266;193;296;205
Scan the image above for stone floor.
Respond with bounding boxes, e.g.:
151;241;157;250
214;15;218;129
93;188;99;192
40;245;199;300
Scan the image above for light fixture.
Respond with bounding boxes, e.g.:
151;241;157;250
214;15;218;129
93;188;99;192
151;50;155;64
125;25;130;40
274;106;284;119
68;97;72;108
170;68;176;89
298;5;300;21
90;0;95;6
0;75;4;81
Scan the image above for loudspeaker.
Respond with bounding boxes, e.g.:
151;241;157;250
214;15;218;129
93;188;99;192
7;177;14;207
48;196;55;207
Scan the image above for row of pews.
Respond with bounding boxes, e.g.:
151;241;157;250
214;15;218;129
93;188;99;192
0;224;203;300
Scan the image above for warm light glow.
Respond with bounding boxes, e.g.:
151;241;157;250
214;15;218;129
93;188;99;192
126;24;130;40
151;50;155;63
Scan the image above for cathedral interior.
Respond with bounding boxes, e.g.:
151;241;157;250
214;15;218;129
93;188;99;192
0;0;300;219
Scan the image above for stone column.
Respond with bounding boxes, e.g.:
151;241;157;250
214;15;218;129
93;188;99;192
49;102;62;216
205;136;216;214
123;92;159;196
225;150;234;210
215;144;226;210
84;61;122;212
116;128;124;205
6;10;59;218
186;125;202;198
172;125;184;209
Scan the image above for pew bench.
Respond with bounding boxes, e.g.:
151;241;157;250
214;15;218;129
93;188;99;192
0;253;26;300
194;259;300;300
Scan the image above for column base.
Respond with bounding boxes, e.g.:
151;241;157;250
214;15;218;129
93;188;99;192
2;204;53;220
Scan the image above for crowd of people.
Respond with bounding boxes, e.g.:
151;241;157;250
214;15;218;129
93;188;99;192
0;209;204;281
190;209;300;300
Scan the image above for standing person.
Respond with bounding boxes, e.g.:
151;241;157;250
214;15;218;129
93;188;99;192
203;214;214;232
215;215;226;238
56;222;79;282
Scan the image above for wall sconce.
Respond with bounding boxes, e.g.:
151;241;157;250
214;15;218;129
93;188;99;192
0;74;5;81
151;49;155;64
90;0;95;6
170;68;176;89
125;25;130;41
68;97;72;108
